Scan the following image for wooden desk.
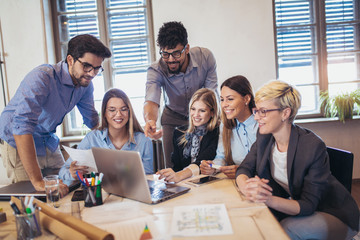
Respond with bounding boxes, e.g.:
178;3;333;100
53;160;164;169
0;177;289;240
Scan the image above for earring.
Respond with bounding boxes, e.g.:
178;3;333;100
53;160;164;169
245;103;248;106
281;119;285;122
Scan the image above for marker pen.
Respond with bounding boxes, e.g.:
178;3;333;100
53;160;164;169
209;164;221;170
98;172;104;183
9;201;21;215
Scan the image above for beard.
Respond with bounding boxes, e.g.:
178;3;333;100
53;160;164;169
167;61;184;74
72;73;93;87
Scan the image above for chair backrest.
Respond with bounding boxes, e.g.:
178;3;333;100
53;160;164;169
327;146;354;193
152;139;166;172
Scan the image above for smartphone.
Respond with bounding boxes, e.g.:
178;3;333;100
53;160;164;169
188;176;221;185
71;190;85;201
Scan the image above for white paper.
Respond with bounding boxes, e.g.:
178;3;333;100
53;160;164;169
171;204;233;237
63;146;98;172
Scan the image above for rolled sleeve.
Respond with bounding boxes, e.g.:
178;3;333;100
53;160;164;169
203;50;218;93
185;163;200;177
145;67;162;106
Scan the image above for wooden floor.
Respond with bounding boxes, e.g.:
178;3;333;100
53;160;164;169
352;180;360;207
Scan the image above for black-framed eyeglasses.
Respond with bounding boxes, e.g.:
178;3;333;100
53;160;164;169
76;59;104;74
159;45;186;59
252;108;282;117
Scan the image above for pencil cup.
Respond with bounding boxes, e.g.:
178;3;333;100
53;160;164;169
84;184;103;207
15;208;42;240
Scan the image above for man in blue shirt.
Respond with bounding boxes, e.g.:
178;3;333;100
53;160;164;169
0;34;111;194
144;21;218;168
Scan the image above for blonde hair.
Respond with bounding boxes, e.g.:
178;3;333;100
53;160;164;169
255;80;301;123
178;88;220;146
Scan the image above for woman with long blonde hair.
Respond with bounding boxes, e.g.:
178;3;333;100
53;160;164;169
157;88;220;183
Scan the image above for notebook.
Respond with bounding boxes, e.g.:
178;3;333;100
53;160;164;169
91;147;190;204
0;180;80;201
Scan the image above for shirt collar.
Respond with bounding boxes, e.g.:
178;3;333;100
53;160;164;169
59;61;75;86
102;128;137;149
236;115;257;130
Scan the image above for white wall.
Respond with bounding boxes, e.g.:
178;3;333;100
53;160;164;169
151;0;277;91
0;0;49;110
0;0;49;184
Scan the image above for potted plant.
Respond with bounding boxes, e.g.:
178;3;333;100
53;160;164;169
319;89;360;123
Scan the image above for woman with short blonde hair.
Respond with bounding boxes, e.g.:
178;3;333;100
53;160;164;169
236;80;359;239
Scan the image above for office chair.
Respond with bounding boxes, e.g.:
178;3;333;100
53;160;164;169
327;146;354;193
152;139;166;172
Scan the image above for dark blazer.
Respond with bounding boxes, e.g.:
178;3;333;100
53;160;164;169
236;124;359;231
171;125;219;172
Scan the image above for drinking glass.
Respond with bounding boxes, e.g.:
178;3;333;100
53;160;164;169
44;175;60;208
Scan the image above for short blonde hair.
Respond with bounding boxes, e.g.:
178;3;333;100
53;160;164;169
255;80;301;123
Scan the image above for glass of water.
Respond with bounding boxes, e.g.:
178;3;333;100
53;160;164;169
44;175;60;208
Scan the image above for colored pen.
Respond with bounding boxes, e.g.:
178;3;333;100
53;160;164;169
24;196;29;207
9;201;21;215
84;177;90;186
27;205;41;232
20;197;26;213
28;196;35;212
76;171;86;186
99;172;104;183
91;177;95;186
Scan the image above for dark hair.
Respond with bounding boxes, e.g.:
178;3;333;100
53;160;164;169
157;21;188;49
220;75;255;166
66;34;111;62
221;75;255;111
100;88;143;143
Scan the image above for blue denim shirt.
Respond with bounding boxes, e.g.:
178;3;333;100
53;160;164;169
59;129;154;180
213;115;258;166
0;61;99;155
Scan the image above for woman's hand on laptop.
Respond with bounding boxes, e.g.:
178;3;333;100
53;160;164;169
70;161;89;180
156;168;179;183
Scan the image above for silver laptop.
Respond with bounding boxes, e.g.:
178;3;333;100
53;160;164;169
0;180;80;201
92;147;190;204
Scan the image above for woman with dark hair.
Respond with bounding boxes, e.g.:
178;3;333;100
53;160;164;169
59;88;153;180
200;75;258;178
157;88;220;183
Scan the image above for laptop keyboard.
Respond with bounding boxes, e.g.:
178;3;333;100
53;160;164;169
149;187;173;199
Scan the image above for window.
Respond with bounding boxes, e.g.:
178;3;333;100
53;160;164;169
274;0;360;116
51;0;154;135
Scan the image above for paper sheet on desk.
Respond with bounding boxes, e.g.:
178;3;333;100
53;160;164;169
63;146;98;173
171;204;233;237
